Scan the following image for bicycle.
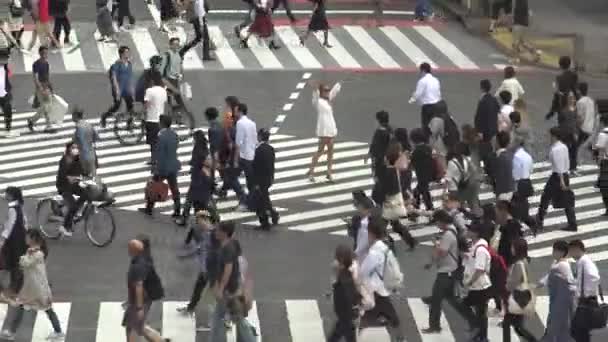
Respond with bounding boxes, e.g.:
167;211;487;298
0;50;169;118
113;90;195;146
35;179;117;247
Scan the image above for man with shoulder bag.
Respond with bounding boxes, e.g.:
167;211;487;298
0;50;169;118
569;240;606;342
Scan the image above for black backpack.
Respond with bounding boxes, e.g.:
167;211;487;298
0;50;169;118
441;113;460;148
144;265;165;301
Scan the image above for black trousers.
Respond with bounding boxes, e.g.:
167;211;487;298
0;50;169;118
166;78;186;110
421;103;437;135
104;93;134;120
182;17;211;59
571;297;598;342
271;0;296;21
255;185;276;226
413;181;433;210
146;173;181;213
429;273;471;329
118;0;136;26
327;317;356;342
62;187;87;230
538;173;577;228
8;268;23;294
502;310;537;342
461;289;490;340
53;16;71;42
186;272;208;311
0;95;13;131
365;293;400;328
390;219;416;248
602;189;608;211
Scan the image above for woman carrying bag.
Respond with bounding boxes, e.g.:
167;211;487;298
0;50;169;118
503;237;538;342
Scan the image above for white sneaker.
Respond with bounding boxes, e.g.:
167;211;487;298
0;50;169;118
0;330;16;340
58;226;73;237
47;331;65;340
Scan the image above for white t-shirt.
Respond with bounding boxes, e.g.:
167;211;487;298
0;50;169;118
144;86;167;123
464;239;492;291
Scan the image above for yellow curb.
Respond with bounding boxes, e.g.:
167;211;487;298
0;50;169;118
490;31;573;69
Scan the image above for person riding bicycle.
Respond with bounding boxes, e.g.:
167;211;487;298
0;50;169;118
55;142;89;237
160;37;188;112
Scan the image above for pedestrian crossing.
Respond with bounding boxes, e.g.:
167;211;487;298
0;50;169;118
6;21;498;73
2;111;607;263
0;296;600;341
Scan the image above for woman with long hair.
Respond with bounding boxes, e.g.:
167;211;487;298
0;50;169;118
0;186;28;301
306;80;341;183
299;0;331;48
0;229;65;340
239;0;280;50
327;244;360;342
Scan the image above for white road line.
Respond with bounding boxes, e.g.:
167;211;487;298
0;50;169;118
248;302;262;341
535;296;549;328
359;328;390;342
21;31;38;72
289;92;299;100
207;26;244;69
173;27;204;70
529;231;608;258
343;25;399;68
414;26;479;69
275;26;322;69
146;1;162;28
32;302;71;342
286;300;326;342
247;36;283;69
60;31;87;71
380;26;436;68
275;114;287;122
95;30;120;70
314;31;360;68
129;28;159;69
0;304;6;334
96;302;126;342
408;297;455;342
162;302;196;342
208;9;415;14
290;218;346;232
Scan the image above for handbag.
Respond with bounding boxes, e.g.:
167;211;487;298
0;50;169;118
382;168;406;220
508;261;536;315
145;178;169;202
571;264;608;331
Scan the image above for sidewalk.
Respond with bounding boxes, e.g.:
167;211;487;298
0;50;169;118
433;0;608;74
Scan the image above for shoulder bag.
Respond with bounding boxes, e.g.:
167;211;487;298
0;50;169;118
508;261;536;315
571;264;608;331
382;168;406;220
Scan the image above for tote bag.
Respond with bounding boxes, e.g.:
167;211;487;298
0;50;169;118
508;261;536;315
382;168;406;220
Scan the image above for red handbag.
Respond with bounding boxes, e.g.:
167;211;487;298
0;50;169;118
145;179;169;202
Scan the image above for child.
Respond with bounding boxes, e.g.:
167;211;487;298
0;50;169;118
0;229;65;340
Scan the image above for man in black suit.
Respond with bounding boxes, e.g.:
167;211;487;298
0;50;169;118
547;56;578;119
252;128;279;230
474;79;500;144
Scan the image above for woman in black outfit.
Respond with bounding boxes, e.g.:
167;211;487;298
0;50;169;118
379;143;417;249
410;128;434;211
299;0;331;47
0;186;28;299
327;244;360;342
368;111;393;204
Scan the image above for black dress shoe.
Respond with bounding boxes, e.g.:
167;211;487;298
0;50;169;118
271;211;280;225
202;55;216;61
421;327;442;334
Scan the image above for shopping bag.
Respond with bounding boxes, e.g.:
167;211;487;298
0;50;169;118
180;82;192;100
49;94;69;125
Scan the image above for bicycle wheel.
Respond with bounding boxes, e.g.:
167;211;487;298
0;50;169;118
36;198;64;239
114;111;145;145
171;108;195;142
84;205;117;247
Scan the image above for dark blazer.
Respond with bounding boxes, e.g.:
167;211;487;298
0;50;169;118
252;142;275;188
556;70;578;96
411;144;434;185
155;128;181;176
474;93;500;141
492;149;515;195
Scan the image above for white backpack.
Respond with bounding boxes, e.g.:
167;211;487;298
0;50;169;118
379;246;403;292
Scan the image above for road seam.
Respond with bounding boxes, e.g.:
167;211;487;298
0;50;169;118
269;72;311;135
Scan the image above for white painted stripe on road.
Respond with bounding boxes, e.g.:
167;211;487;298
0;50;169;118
96;302;126;342
408;297;455;342
343;26;399;68
414;26;479;69
95;31;120;70
21;31;38;72
32;302;71;342
173;26;205;70
585;250;608;262
269;204;356;226
529;228;608;258
208;9;415;15
162;301;196;342
291;218;345;232
130;28;159;69
286;300;326;342
380;26;436;68
146;1;162;28
275;26;322;69
275;148;369;169
535;296;549;328
60;31;87;72
247;36;283;69
208;26;244;69
314;31;360;68
247;302;262;341
0;304;6;333
359;328;390;342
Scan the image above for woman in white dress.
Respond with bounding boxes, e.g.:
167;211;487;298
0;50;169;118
306;81;341;182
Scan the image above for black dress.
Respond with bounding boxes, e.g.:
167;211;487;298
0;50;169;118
308;0;329;32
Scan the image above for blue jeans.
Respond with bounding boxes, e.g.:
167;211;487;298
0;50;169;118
415;0;432;18
210;298;256;342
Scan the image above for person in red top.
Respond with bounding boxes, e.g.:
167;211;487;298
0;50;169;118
28;0;59;50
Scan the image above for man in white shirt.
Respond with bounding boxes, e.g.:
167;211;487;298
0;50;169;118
462;223;492;342
359;217;404;342
511;141;536;234
409;62;441;132
234;103;257;206
576;82;596;151
537;127;577;231
144;75;167;163
568;239;601;342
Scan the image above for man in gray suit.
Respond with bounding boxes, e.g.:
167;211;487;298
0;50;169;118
140;114;181;216
72;108;99;177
